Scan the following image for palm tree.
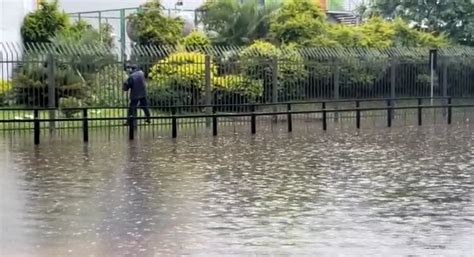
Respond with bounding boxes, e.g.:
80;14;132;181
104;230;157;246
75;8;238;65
198;0;281;45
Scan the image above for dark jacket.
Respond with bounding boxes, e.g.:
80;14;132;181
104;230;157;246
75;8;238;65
123;70;147;100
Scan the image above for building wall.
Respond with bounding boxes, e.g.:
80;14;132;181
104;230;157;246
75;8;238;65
0;0;37;79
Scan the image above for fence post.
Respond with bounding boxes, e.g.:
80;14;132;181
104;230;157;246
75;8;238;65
442;61;448;117
387;100;392;127
205;55;212;127
47;53;56;133
447;97;452;125
172;107;177;138
333;61;340;122
272;58;278;123
128;113;134;140
390;58;396;120
356;101;361;129
322;102;327;131
120;9;126;62
82;109;89;143
418;98;423;126
212;106;218;136
287;103;292;132
34;109;40;145
251;105;256;134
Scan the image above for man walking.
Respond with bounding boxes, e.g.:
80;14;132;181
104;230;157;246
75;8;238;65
123;64;151;125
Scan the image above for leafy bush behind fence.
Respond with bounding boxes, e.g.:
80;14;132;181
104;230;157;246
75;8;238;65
1;42;473;112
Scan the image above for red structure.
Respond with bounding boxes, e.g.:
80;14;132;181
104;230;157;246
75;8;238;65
318;0;327;10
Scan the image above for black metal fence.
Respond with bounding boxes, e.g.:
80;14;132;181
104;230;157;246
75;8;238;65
1;43;473;131
1;97;472;145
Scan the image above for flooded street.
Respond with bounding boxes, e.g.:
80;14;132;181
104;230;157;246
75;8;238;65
1;125;473;256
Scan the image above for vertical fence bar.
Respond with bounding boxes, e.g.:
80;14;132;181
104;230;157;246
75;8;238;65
387;99;392;127
120;9;126;62
212;106;218;136
172;107;177;138
390;59;396;120
205;55;212;127
356;101;361;129
128;113;134;140
272;58;278;123
418;98;423;126
251;105;256;134
442;62;448;117
47;53;56;133
34;109;40;145
322;102;327;131
82;108;88;142
287;103;292;132
447;97;452;125
390;59;396;99
333;62;340;122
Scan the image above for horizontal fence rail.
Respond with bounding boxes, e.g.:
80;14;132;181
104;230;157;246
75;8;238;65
0;97;471;144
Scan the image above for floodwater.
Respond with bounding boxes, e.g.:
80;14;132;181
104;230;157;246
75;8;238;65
0;124;473;256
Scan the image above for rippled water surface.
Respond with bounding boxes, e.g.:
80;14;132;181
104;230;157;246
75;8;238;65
1;125;473;256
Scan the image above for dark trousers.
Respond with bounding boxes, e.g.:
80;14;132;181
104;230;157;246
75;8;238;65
127;97;151;123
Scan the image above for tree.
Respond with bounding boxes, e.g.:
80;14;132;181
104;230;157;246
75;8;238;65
199;0;280;45
269;0;327;46
21;0;70;44
181;30;212;50
127;0;184;45
14;20;117;108
359;0;474;46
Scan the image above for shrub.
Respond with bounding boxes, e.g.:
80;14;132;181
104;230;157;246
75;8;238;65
12;57;88;107
21;0;69;44
59;97;82;117
212;75;263;111
213;75;263;98
0;80;12;106
127;0;184;45
148;51;217;110
239;41;306;101
269;0;327;46
88;65;128;107
149;51;217;90
182;30;212;51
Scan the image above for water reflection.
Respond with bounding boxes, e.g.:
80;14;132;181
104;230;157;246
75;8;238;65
0;125;473;256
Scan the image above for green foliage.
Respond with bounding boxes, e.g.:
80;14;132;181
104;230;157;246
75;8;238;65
12;56;88;107
359;0;474;46
149;51;216;90
148;51;216;108
240;41;306;101
59;97;82;118
269;0;326;46
199;0;280;45
148;50;267;108
213;75;263;97
52;20;115;48
310;16;449;48
15;18;117;107
357;16;449;48
127;0;184;45
0;80;13;106
182;30;212;50
21;0;69;44
88;65;128;107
